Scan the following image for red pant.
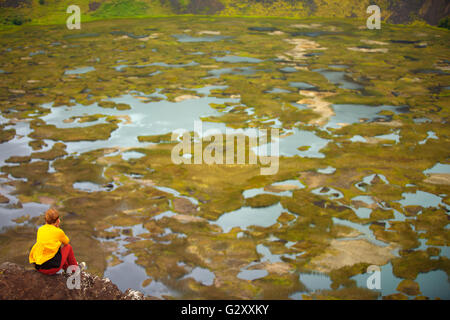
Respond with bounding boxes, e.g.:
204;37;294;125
37;244;78;275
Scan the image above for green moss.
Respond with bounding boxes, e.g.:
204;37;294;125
116;103;131;110
52;156;106;185
426;247;441;256
68;114;105;123
30;120;118;142
31;142;67;160
253;273;302;299
332;123;394;137
1;15;449;300
0;127;15;143
277;211;296;224
97;101;130;110
370;221;420;250
245;194;280;208
97;101;117;109
391;250;446;280
382;293;409;300
412;208;449;246
369;208;394;221
0;226;36;266
329;263;370;289
1;161;49;183
5;156;31;164
397;279;421;296
28;140;47;151
137;133;174;143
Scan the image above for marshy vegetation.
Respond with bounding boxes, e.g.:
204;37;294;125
0;15;449;299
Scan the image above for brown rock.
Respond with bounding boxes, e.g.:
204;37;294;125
0;262;147;300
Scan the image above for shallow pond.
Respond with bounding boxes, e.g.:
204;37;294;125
152;185;199;206
289;82;317;90
332;217;389;247
0;16;449;300
265;88;291;94
121;151;146;161
0;197;49;230
206;67;256;78
423;162;450;174
100;224;181;298
212;55;263;63
104;253;179;299
243;179;304;198
316;166;336;174
290;272;333;299
40;86;240;154
397;190;449;209
113;61;199;71
278;67;298;73
325;104;408;129
181;266;216;286
64;66;95;75
352;263;450;299
72;181;118;193
0;122;33;166
212;202;284;233
253;128;330;158
237;268;268;281
312;68;363;90
418;131;438;145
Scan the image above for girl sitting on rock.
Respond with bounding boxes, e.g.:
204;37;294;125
29;208;85;275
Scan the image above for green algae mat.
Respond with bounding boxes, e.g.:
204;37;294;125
0;16;449;300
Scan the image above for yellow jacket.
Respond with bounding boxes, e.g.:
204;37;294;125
29;224;70;265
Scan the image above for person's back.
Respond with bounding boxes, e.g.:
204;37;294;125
30;224;69;266
29;208;85;275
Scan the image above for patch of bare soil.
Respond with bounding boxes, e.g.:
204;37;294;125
309;239;397;273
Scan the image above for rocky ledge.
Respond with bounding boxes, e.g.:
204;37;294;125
0;262;146;300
